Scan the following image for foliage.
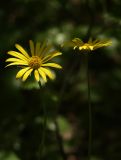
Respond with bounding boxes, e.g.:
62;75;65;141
0;0;121;160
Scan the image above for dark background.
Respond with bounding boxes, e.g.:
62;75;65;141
0;0;121;160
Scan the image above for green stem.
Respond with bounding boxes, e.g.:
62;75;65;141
38;81;47;158
87;54;92;160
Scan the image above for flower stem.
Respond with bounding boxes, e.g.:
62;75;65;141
38;81;47;158
86;54;92;160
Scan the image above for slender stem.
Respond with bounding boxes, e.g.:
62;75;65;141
87;54;92;160
38;82;47;158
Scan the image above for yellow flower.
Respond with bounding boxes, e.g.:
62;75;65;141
6;40;62;83
62;38;112;51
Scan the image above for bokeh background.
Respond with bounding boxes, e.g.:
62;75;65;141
0;0;121;160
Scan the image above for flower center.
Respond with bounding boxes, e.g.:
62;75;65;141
29;56;41;69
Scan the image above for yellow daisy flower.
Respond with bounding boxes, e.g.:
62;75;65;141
62;38;112;51
6;40;62;83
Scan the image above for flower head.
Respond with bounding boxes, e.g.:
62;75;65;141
62;38;112;51
6;40;62;83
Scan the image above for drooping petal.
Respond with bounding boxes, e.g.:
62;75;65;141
7;51;29;61
40;67;55;80
42;63;62;69
15;44;30;59
22;69;33;81
29;40;35;56
42;51;62;63
16;67;31;79
34;70;40;81
38;68;47;83
6;61;28;67
35;42;41;55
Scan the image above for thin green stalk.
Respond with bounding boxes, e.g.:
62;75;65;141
38;81;47;159
87;54;92;160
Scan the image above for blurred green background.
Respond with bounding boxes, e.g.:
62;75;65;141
0;0;121;160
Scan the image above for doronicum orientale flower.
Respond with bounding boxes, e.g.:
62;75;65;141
6;40;62;83
62;38;112;51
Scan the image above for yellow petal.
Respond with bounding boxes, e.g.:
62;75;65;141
34;70;40;81
35;42;41;55
6;58;27;63
103;40;112;46
83;46;87;49
22;69;33;81
74;46;77;49
29;40;35;56
39;41;46;56
79;46;82;50
40;67;55;80
92;39;99;44
38;68;47;83
41;44;53;57
42;51;62;63
16;67;31;79
6;61;28;67
15;44;30;59
89;46;94;50
42;63;62;69
72;38;84;45
7;51;29;61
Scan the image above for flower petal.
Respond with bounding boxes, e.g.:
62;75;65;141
42;63;62;69
29;40;35;56
72;38;84;45
102;40;112;46
39;41;46;56
35;42;41;55
16;67;31;79
92;39;99;44
6;61;28;67
38;68;47;83
93;40;112;50
6;58;27;63
7;51;29;61
15;44;30;59
34;70;40;81
22;68;33;81
40;67;55;80
42;51;62;63
79;46;82;50
41;44;53;57
89;46;94;50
